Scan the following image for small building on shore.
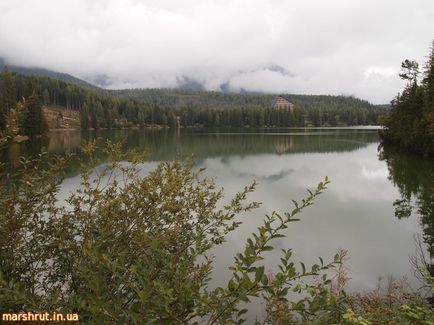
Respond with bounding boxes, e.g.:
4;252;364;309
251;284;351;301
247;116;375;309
272;96;295;113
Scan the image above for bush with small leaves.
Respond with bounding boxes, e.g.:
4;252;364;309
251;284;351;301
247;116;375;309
0;142;358;324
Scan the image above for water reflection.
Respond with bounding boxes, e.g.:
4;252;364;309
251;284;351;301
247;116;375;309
46;130;82;155
1;128;380;170
204;142;423;293
274;137;294;155
1;137;50;169
379;147;434;260
2;127;427;294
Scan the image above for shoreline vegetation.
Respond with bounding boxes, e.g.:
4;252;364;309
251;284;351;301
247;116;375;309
380;41;434;157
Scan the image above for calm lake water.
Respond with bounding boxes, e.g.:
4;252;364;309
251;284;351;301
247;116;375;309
2;127;434;293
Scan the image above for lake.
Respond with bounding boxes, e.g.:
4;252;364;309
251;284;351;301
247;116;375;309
2;127;433;293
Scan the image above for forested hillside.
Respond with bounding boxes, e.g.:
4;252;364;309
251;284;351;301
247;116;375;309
109;88;383;126
0;71;159;132
109;88;373;110
0;58;97;90
0;70;386;136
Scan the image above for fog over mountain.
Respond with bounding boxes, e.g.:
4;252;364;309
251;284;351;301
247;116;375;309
0;0;433;104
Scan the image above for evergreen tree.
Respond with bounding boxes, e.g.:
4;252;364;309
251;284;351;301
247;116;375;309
1;67;16;112
381;40;434;155
42;88;50;105
0;67;16;131
23;89;47;137
161;112;168;126
423;42;434;134
399;59;419;86
80;103;90;130
0;96;4;131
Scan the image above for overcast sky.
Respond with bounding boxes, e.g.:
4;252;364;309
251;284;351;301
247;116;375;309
0;0;433;104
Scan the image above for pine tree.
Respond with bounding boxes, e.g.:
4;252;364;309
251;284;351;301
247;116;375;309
381;40;434;155
0;67;16;131
1;67;16;111
80;103;90;130
423;42;434;139
0;96;5;131
43;88;50;105
423;42;434;113
23;89;47;137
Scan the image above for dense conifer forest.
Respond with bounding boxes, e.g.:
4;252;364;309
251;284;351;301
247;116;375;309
0;69;386;137
380;42;434;156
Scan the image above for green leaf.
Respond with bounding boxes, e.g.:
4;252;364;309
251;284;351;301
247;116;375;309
255;266;265;283
287;266;296;278
237;309;248;316
300;262;306;274
228;279;237;291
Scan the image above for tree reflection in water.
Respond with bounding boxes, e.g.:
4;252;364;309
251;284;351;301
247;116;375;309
379;146;434;285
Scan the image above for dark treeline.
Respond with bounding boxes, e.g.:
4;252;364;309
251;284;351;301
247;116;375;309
0;71;161;132
109;88;374;110
109;88;384;126
0;68;47;137
380;41;434;156
1;70;386;135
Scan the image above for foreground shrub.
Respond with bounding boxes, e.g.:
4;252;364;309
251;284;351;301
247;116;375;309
1;141;433;324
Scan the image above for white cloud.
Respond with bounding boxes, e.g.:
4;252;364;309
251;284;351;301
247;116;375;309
364;66;396;79
361;165;389;180
0;0;433;103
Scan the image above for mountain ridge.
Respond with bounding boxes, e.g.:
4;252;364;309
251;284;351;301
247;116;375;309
0;58;99;90
0;61;380;109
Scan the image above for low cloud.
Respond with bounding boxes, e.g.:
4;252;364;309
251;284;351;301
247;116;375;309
0;0;433;103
